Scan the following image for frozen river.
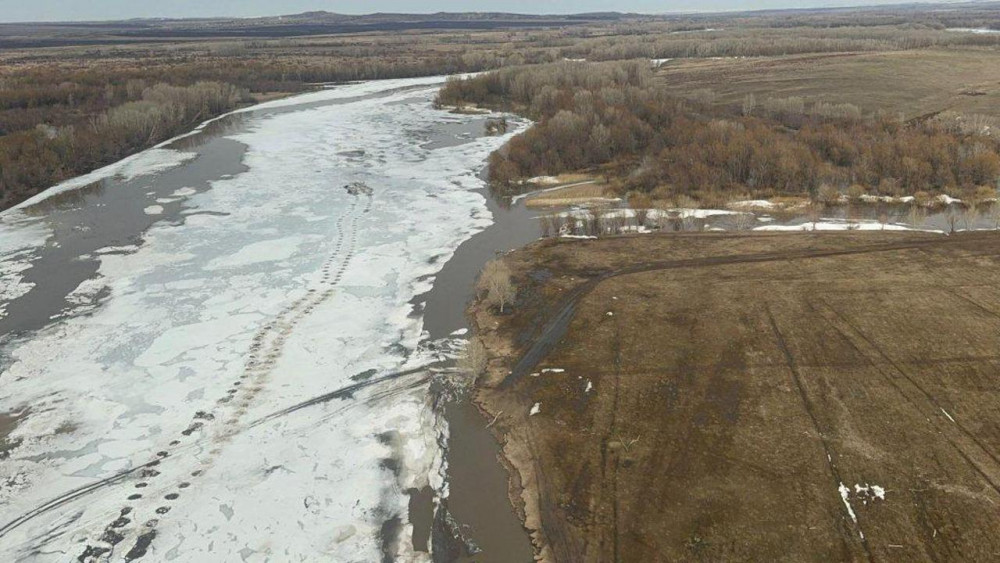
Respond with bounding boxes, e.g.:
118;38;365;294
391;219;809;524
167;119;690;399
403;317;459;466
0;77;529;561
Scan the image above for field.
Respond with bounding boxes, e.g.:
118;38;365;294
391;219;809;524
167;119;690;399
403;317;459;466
471;231;1000;561
658;47;1000;121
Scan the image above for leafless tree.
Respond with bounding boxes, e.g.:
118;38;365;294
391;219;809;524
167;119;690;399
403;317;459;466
634;207;650;229
437;337;488;398
808;203;822;230
945;209;960;234
539;215;554;238
458;337;488;378
734;212;756;232
990;203;1000;230
963;206;980;231
682;214;702;232
742;93;756;117
907;205;927;228
846;205;861;230
480;259;516;313
878;211;890;231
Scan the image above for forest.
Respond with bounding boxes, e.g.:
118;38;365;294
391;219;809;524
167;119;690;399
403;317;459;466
437;60;1000;204
5;4;1000;209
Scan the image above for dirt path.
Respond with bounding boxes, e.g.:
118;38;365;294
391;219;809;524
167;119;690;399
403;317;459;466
504;234;964;386
474;230;1000;562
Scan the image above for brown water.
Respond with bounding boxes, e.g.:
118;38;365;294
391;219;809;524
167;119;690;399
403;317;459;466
417;171;544;562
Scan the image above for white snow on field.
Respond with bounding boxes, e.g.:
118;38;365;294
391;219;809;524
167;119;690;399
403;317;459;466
947;28;1000;34
0;76;525;562
728;199;776;210
854;483;886;504
754;219;938;232
525;176;561;186
839;482;858;524
557;207;737;222
529;403;541;416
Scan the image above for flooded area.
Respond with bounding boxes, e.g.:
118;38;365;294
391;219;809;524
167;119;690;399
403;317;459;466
1;71;992;563
0;75;535;562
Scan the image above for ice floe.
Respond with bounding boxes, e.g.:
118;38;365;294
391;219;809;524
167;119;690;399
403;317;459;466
0;76;525;561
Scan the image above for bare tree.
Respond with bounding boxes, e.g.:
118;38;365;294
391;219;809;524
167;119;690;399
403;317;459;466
742;93;757;117
539;215;554;238
458;337;488;377
846;205;861;230
963;206;980;231
436;337;488;398
734;212;756;232
808;203;822;230
906;204;926;228
682;214;702;232
634;208;649;230
945;209;959;234
990;203;1000;230
480;259;516;313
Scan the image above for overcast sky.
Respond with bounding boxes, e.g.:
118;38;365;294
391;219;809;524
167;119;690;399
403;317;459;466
2;1;921;23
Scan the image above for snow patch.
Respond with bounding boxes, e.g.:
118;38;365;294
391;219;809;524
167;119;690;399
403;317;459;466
839;482;858;523
755;219;937;233
728;199;776;210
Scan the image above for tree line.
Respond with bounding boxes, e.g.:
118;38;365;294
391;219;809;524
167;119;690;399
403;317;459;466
0;82;248;209
437;61;1000;204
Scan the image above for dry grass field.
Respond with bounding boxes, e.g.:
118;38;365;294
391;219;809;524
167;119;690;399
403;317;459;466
472;231;1000;562
658;47;1000;120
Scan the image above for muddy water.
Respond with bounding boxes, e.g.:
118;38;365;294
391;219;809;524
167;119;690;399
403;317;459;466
418;184;543;563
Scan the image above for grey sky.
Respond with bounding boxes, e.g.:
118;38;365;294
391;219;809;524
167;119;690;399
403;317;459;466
2;1;923;23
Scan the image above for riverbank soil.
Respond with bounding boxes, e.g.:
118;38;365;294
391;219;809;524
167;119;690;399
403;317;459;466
472;231;1000;562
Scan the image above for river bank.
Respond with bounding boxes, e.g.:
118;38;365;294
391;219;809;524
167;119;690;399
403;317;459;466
466;229;1000;561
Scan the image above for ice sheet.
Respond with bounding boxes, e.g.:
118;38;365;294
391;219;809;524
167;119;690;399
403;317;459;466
0;76;525;561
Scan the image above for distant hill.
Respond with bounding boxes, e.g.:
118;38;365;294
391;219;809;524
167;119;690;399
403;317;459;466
0;11;646;47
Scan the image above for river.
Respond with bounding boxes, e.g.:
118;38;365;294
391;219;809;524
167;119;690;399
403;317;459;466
0;77;536;562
